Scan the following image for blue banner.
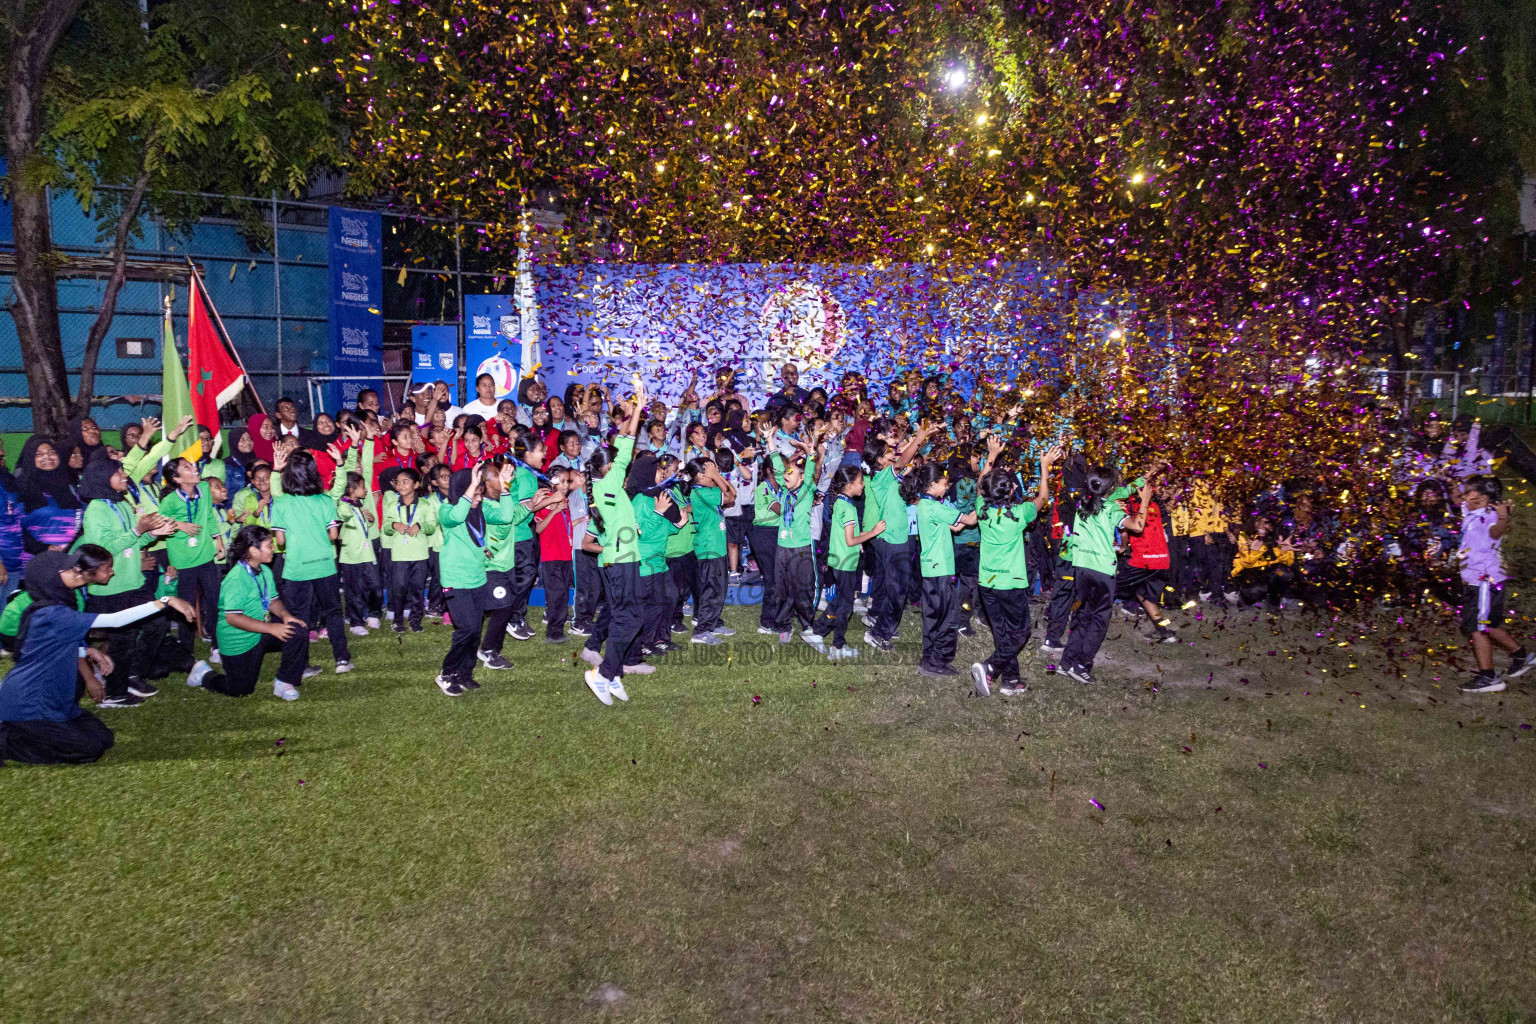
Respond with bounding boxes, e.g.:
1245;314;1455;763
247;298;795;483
327;207;384;411
410;325;460;401
463;294;521;401
533;262;1076;407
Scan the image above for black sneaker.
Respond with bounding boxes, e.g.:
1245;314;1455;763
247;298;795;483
410;622;424;633
1507;651;1534;679
460;676;482;691
545;634;568;644
97;693;144;708
126;676;159;698
1149;626;1178;644
1460;671;1506;693
670;621;686;634
393;625;407;634
919;664;958;678
569;624;592;637
1061;664;1095;684
506;622;534;642
434;675;464;696
958;624;976;638
999;680;1029;696
477;651;513;670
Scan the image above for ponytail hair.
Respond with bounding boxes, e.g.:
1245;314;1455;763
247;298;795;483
861;436;889;474
161;457;192;488
979;468;1023;519
683;456;715;491
585;446;613;534
1077;465;1119;519
830;464;864;497
899;463;944;506
230;524;273;566
654;453;682;496
281;449;324;496
73;543;113;576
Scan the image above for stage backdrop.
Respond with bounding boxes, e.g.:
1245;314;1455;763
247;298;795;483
326;207;384;410
532;262;1077;405
410;324;459;399
464;294;522;402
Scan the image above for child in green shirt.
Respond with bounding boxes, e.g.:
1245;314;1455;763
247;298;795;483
684;454;736;643
970;440;1061;696
813;464;886;659
632;453;686;656
337;438;382;635
384;467;438;632
905;462;978;678
768;441;821;646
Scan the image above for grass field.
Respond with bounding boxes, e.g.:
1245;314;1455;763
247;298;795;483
3;585;1535;1022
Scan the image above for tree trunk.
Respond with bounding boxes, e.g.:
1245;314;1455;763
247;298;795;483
73;160;153;419
3;0;85;437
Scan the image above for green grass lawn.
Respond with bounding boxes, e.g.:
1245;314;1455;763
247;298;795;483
3;593;1535;1022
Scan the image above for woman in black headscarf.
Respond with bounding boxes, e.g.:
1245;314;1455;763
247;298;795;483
62;416;106;474
16;436;82;556
0;547;192;764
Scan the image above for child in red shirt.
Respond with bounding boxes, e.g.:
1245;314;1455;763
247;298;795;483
533;466;578;642
1117;486;1178;643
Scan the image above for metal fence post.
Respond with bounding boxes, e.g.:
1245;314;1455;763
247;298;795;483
271;191;283;408
1452;371;1460;421
453;216;465;403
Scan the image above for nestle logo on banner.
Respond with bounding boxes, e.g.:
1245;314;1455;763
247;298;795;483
415;352;433;369
471;315;493;335
341;271;369;302
341;325;372;358
594;336;662;360
339;214;371;249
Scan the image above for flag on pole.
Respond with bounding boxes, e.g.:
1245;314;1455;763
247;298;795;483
162;303;202;463
186;273;246;441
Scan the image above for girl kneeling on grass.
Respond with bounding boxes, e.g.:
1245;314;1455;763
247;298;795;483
0;548;195;764
188;526;309;700
813;464;886;660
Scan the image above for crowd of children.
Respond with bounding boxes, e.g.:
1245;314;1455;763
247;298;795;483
0;367;1527;764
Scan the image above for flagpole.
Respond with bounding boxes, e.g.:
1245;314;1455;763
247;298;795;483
186;257;267;416
162;295;175;445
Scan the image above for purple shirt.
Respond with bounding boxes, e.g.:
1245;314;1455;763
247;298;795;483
1457;504;1507;586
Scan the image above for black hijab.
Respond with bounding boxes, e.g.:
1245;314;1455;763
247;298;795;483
447;468;485;536
16;436;81;512
63;416;104;470
16;550;78;648
79;456;126;503
228;428;259;469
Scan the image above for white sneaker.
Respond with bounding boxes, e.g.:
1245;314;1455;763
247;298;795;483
349;625;369;637
859;612;876;628
1039;643;1065;657
970;662;992;697
801;632;827;652
334;660;354;674
1223;591;1240;604
301;665;323;680
585;668;614;705
1198;591;1213;603
802;631;824;643
273;680;300;701
607;675;630;702
579;647;603;666
187;660;212;688
828;645;860;661
713;626;736;637
757;626;778;635
208;648;222;666
366;616;381;630
623;662;656;675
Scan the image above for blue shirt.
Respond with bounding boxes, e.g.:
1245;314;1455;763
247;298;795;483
0;604;96;722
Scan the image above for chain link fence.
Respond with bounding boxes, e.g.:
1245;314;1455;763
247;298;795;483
0;185;527;431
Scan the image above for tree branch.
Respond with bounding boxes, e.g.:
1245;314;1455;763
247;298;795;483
74;145;154;417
